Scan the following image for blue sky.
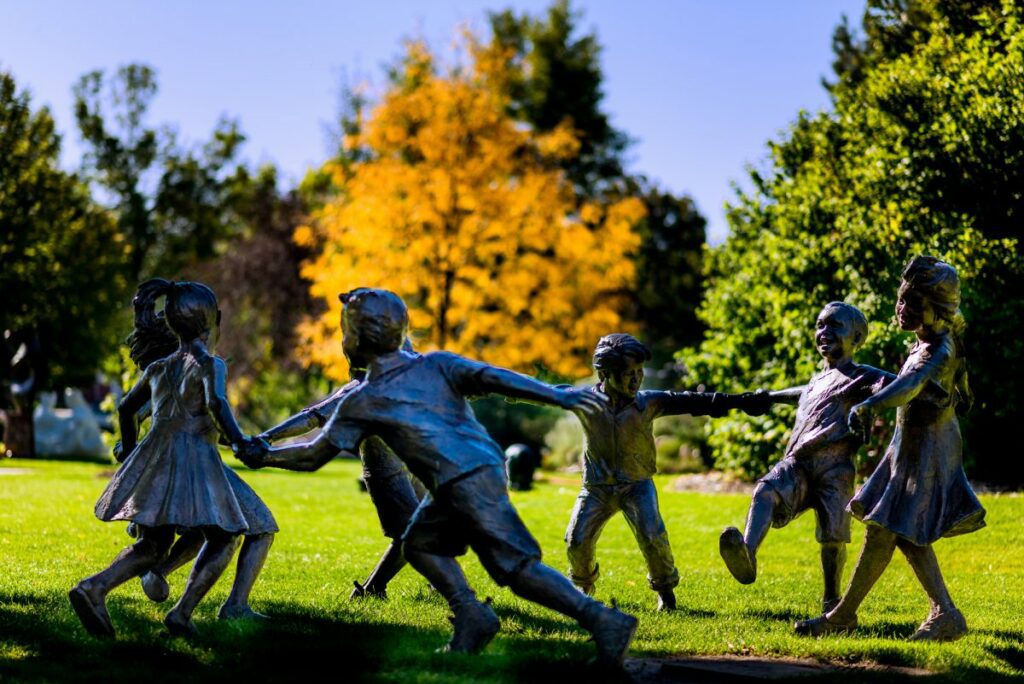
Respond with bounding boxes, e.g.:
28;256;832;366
1;0;864;242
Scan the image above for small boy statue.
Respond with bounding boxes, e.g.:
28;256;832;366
564;333;770;611
719;302;893;613
242;289;638;664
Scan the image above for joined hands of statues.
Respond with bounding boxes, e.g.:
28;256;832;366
738;389;772;416
234;436;270;469
847;403;872;443
559;387;608;415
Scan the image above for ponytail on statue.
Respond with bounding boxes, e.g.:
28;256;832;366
127;278;179;370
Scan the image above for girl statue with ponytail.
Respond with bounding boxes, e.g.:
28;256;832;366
796;256;986;642
70;280;271;638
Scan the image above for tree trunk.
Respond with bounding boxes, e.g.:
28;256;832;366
1;409;34;458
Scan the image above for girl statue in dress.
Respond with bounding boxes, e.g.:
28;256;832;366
70;281;266;637
796;256;986;641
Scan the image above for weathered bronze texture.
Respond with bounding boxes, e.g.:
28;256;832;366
795;257;985;641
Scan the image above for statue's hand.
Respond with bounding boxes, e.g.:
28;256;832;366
848;403;872;443
739;389;772;416
558;387;607;415
234;436;269;469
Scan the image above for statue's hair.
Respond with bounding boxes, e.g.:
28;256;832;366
593;333;651;373
901;255;972;413
163;281;220;343
126;279;178;370
339;288;408;355
821;301;869;348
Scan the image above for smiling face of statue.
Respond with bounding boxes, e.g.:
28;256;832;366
815;306;862;366
895;280;936;334
600;357;645;401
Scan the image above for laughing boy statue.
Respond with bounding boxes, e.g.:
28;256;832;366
718;302;894;613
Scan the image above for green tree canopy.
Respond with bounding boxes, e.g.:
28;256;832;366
0;69;128;390
74;63;248;282
683;0;1024;484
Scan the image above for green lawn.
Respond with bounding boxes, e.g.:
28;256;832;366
0;458;1021;682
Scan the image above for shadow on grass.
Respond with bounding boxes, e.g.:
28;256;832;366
0;590;609;683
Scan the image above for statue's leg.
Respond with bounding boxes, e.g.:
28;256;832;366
620;480;678;611
356;466;422;598
219;532;274;619
827;525;897;623
70;525;175;637
164;528;240;636
898;540;966;641
819;542;847;613
140;529;205;602
565;485;617;594
353;540;405;599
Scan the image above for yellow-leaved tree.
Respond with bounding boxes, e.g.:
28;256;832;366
297;34;645;381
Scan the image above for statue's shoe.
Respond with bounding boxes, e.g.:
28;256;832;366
68;584;115;638
140;571;170;603
163;610;200;638
218;603;269;621
587;606;638;667
719;527;756;584
656;589;676;612
909;608;967;642
350;579;387;600
794;613;857;637
442;599;500;654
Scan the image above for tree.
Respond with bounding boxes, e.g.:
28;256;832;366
73;63;247;282
682;0;1024;483
488;1;707;357
0;69;128;455
298;37;645;382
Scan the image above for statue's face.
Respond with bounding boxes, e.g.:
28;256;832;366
601;357;644;399
815;307;858;363
341;309;370;370
895;281;934;333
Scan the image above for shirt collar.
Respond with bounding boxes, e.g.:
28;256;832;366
367;349;419;380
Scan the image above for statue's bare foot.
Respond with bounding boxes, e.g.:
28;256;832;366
719;527;756;584
350;580;387;600
140;571;170;603
68;583;115;638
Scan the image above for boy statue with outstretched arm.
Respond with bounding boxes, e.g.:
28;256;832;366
241;288;638;664
564;333;771;611
719;302;894;613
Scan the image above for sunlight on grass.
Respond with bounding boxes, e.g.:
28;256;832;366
0;458;1021;682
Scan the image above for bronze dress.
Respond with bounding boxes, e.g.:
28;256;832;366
95;354;277;535
849;333;985;546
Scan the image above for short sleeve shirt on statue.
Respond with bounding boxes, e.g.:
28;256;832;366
784;363;891;463
321;350;506;491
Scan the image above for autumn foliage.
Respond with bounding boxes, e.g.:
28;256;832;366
297;35;645;381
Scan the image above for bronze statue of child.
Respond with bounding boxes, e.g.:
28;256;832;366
563;333;771;611
719;302;893;614
257;339;424;600
241;288;638;664
71;281;264;638
796;257;985;641
117;279;277;621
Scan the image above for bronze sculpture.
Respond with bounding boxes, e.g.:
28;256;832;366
562;333;771;611
719;303;893;613
240;288;638;664
258;340;426;600
70;281;267;638
795;257;986;641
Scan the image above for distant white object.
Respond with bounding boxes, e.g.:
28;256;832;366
32;389;107;457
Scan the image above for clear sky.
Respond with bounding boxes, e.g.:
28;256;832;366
1;0;864;243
